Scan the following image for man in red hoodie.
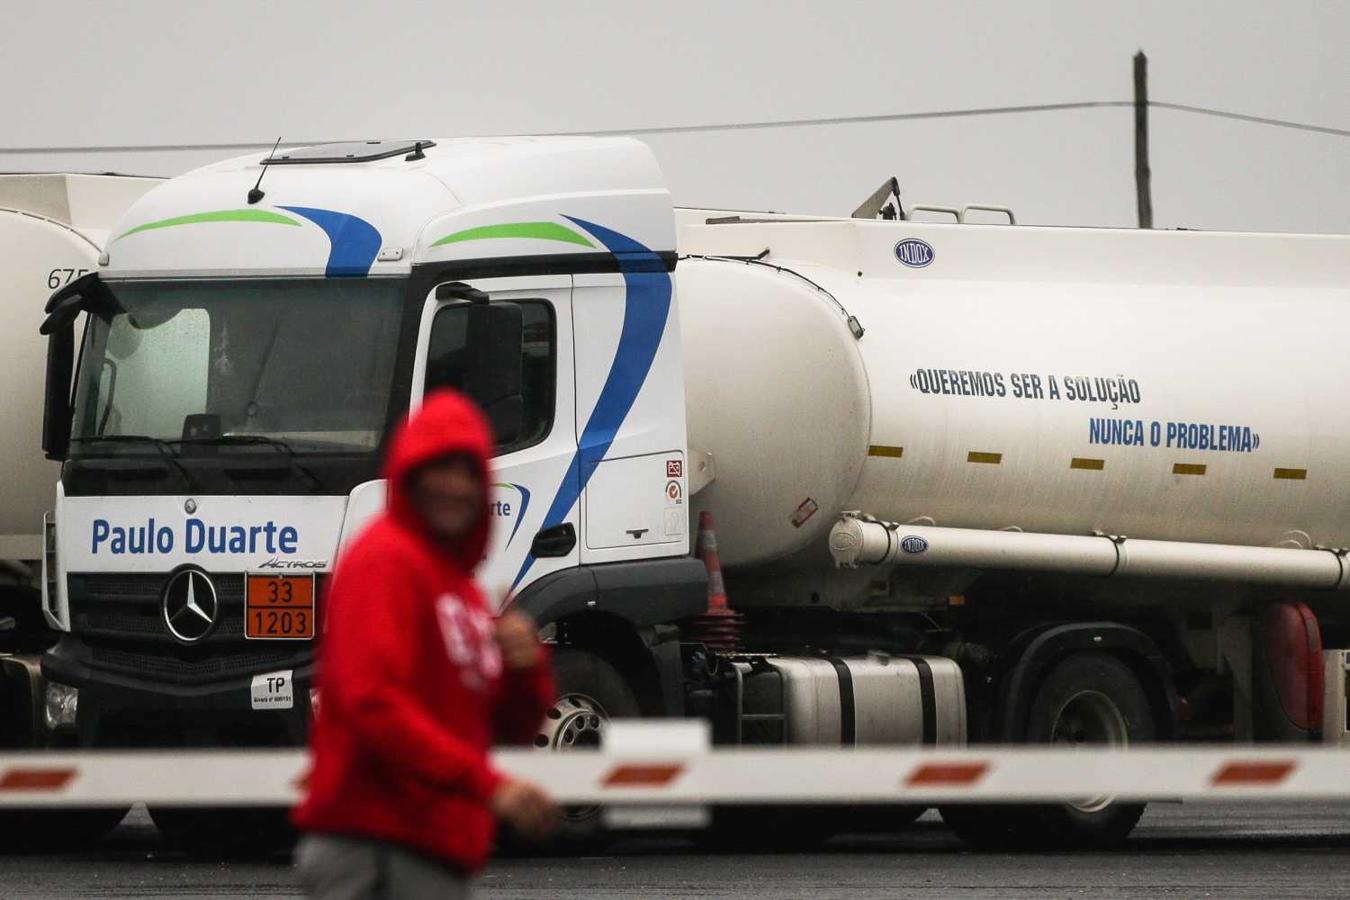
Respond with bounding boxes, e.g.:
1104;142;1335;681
294;390;558;898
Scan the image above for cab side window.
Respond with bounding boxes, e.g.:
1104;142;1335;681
425;300;555;454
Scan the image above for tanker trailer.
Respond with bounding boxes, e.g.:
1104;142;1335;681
671;213;1350;847
0;173;158;846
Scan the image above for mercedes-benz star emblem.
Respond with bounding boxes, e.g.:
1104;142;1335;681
162;569;218;643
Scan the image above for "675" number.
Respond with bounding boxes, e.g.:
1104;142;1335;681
47;267;90;289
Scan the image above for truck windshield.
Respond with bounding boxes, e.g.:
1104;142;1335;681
71;279;405;454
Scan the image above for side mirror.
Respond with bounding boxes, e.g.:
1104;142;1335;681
42;327;74;460
465;302;525;446
40;271;113;334
40;273;116;461
436;282;490;304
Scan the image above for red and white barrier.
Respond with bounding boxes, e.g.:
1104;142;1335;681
1;722;1348;808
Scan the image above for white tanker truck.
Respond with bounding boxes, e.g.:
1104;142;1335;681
30;137;1350;852
0;173;158;843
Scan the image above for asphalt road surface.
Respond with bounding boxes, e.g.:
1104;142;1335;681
0;802;1347;899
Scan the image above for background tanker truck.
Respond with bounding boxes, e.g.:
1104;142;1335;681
31;136;1350;852
0;173;158;843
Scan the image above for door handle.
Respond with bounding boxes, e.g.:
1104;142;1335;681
531;523;576;558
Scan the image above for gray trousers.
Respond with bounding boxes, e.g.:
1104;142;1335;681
296;834;471;900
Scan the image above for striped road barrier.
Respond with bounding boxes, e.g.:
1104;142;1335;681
0;722;1347;811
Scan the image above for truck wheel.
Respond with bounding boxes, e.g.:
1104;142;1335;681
527;648;638;849
942;652;1155;850
149;806;295;858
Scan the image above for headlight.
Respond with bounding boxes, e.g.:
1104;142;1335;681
44;682;79;730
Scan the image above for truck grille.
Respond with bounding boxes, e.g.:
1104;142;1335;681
88;644;307;682
66;573;313;683
68;572;246;643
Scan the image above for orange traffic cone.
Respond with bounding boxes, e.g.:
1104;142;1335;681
693;511;743;652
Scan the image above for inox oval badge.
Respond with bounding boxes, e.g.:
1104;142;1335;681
900;535;929;555
894;238;934;269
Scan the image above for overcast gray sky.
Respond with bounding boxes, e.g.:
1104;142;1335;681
4;1;1347;232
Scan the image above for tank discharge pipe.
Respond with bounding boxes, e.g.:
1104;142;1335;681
829;513;1350;590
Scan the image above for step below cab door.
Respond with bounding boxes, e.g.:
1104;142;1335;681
412;275;578;605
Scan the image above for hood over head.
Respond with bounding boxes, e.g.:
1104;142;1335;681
383;389;494;569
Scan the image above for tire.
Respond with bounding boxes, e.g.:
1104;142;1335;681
149;806;295;859
513;648;638;851
942;652;1155;850
0;806;129;852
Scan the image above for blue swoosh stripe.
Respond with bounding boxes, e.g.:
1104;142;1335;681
510;218;672;590
279;206;382;277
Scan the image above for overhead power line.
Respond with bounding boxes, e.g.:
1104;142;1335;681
1;100;1347;156
570;101;1134;136
1149;101;1350;139
565;100;1350;139
571;99;1350;139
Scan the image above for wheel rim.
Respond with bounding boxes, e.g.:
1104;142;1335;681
536;693;609;750
535;693;610;823
1050;689;1129;814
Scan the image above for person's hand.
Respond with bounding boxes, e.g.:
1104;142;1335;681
490;778;559;841
495;611;541;671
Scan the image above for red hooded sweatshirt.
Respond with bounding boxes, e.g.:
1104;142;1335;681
293;390;554;872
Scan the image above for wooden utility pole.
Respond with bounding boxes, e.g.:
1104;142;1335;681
1134;51;1153;229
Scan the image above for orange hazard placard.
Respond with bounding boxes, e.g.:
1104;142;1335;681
245;574;316;640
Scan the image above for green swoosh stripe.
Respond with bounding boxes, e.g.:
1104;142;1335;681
430;222;594;248
115;209;302;242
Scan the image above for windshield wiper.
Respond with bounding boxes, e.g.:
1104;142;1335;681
174;435;325;490
69;435;198;490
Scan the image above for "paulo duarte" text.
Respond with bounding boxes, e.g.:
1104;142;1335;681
90;518;300;555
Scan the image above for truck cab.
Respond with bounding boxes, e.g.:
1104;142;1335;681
39;139;705;776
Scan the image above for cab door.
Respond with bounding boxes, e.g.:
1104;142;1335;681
571;272;689;566
412;275;577;606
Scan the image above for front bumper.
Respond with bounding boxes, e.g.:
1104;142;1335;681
42;635;313;748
